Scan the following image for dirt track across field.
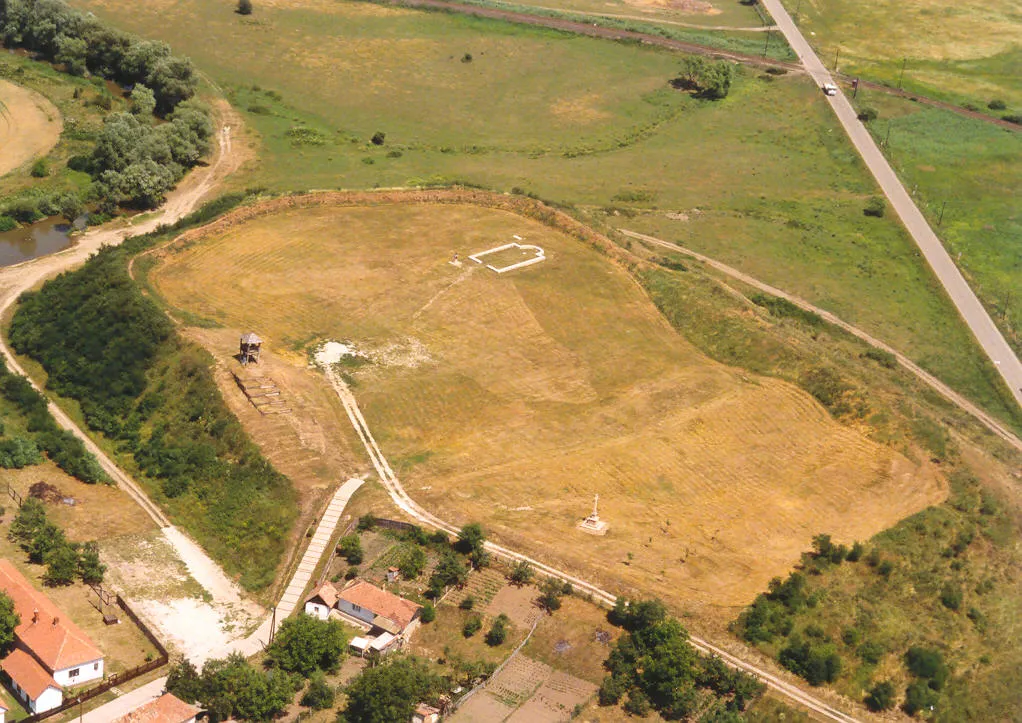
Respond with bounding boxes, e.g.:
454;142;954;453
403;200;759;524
0;79;62;176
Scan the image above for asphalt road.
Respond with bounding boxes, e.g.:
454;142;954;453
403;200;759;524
760;0;1022;411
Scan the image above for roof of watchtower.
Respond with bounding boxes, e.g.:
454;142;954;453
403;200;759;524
240;333;262;345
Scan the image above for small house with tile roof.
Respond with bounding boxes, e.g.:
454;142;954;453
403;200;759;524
304;579;422;653
111;692;202;723
0;559;104;714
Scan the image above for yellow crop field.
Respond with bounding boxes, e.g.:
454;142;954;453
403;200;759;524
150;196;945;617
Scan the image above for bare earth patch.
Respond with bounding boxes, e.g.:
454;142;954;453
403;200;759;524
0;79;62;176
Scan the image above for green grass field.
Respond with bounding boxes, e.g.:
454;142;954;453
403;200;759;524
500;0;769;29
851;91;1022;358
781;0;1022;108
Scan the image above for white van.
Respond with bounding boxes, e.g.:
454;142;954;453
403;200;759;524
822;83;838;96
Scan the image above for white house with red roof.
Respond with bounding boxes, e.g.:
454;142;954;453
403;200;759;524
0;559;104;714
110;692;202;723
304;579;422;655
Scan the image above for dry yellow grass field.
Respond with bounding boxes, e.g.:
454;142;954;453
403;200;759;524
0;79;62;177
150;199;945;618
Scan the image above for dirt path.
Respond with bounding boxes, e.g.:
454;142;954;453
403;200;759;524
0;79;62;176
0;99;261;665
526;4;775;31
315;331;864;722
620;229;1022;453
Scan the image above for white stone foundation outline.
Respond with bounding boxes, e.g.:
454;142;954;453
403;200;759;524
468;242;546;274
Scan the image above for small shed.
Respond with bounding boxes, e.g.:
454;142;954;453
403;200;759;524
412;703;441;723
239;333;262;365
386;567;400;583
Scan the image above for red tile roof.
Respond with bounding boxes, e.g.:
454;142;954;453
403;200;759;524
1;647;60;700
111;693;202;723
339;580;421;631
306;581;338;608
0;559;103;672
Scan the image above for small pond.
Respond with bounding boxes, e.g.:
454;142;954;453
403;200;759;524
0;215;86;267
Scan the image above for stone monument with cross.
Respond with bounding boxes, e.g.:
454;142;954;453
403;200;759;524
577;493;609;535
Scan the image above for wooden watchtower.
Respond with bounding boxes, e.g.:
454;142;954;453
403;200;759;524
239;332;262;365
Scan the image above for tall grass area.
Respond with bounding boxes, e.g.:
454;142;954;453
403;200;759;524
8;232;296;592
779;0;1022;108
638;250;1022;718
853;93;1021;357
732;465;1022;721
67;0;1020;425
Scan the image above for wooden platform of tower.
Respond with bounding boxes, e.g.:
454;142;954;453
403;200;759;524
232;371;292;415
239;332;262;365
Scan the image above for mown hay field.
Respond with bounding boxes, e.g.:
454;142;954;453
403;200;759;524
150;200;946;614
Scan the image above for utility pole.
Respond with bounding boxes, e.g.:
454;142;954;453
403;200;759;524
833;47;840;71
938;200;947;226
898;57;907;89
269;605;276;644
794;0;802;21
763;29;771;57
883;122;891;148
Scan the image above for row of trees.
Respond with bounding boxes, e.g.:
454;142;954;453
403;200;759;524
600;598;763;719
0;357;106;483
9;498;106;586
10;245;296;591
0;0;198;113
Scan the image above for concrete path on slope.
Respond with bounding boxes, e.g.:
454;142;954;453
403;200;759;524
234;477;366;658
759;0;1022;411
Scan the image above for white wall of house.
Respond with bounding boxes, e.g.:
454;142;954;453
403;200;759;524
304;601;330;620
0;705;6;723
336;599;375;626
53;658;103;687
30;686;63;714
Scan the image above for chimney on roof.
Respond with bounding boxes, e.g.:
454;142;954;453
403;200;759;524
32;609;39;624
53;616;59;627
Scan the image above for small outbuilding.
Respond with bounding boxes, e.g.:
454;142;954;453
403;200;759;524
412;702;441;723
239;332;262;365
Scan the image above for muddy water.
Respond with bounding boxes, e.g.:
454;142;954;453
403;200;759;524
0;215;85;266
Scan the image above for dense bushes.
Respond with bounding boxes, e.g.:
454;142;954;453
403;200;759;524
266;615;348;677
601;598;763;718
0;0;197;114
672;57;738;100
0;358;106;483
9;246;296;591
91;102;213;208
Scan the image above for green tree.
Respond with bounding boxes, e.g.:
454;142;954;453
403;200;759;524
44;543;80;586
341;656;443;723
237;0;254;15
538;578;563;613
78;542;106;585
56;193;83;225
398;545;426;579
508;560;534;586
456;523;486;556
485;613;510;646
267;615;348;676
903;680;938;716
0;437;42;468
0;592;19;655
10;499;47;545
130;83;157;117
29;521;68;565
865;680;895;711
462;615;482;638
302;672;335;710
420;602;436;623
166;658;204;705
427;551;467;598
337;534;363;565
